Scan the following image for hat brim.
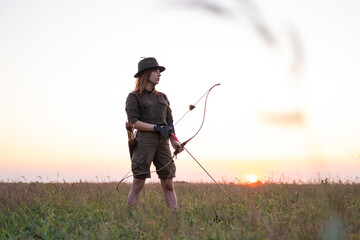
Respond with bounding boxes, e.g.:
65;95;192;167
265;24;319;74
134;66;165;78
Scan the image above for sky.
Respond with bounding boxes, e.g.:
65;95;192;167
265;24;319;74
1;0;360;183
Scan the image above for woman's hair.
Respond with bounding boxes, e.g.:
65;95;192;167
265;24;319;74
134;69;162;97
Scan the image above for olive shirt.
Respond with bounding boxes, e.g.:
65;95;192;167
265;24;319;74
125;90;176;179
125;90;173;126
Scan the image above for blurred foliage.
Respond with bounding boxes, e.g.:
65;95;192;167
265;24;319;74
1;181;360;239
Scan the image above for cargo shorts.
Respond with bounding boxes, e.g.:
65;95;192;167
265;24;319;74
131;131;175;179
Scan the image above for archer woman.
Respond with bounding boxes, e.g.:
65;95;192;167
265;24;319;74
125;57;183;210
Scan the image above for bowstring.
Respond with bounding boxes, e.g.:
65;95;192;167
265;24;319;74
173;87;212;126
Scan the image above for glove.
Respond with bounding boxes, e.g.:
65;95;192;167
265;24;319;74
154;125;172;137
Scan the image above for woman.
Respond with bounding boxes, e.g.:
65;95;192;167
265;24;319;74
125;57;183;210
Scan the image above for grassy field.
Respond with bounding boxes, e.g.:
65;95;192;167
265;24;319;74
1;181;360;239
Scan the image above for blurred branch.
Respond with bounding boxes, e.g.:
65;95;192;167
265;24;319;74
168;0;277;46
167;0;304;76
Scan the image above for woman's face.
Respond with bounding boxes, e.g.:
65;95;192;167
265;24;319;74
148;69;161;86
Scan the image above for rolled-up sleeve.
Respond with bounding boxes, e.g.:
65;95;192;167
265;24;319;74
125;93;140;125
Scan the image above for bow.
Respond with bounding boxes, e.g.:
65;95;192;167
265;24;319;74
169;83;232;201
173;83;221;155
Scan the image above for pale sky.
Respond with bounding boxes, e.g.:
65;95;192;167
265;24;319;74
1;0;360;183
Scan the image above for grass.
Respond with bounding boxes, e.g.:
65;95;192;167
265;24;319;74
1;180;360;239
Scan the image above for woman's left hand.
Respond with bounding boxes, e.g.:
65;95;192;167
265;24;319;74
170;137;184;154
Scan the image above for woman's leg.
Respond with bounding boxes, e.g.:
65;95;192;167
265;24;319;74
160;178;178;210
127;178;146;206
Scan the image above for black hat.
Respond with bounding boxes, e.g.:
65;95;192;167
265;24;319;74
134;57;165;78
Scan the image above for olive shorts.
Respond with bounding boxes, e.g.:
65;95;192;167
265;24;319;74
131;131;175;179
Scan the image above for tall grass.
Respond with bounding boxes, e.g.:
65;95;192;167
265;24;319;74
1;181;360;239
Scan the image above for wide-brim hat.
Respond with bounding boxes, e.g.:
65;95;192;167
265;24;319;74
134;57;165;78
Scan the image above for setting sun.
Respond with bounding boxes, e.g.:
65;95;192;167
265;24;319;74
245;175;259;184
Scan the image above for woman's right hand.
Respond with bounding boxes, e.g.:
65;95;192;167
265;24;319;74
154;125;172;137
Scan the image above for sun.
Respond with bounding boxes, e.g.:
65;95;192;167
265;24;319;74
245;174;259;184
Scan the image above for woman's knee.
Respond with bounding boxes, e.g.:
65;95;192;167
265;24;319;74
161;179;174;191
132;178;145;192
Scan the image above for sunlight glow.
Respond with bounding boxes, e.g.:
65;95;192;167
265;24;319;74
245;175;259;184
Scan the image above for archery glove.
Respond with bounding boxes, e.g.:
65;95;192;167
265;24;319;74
154;125;172;137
